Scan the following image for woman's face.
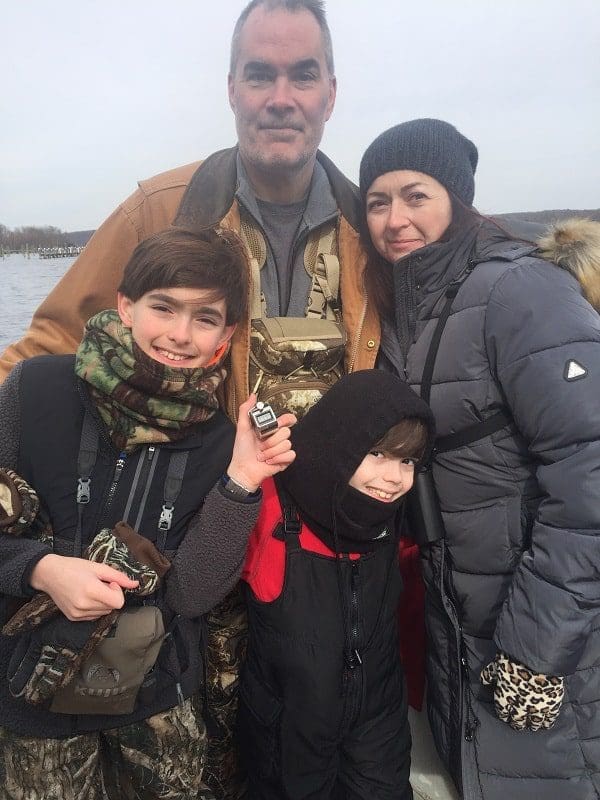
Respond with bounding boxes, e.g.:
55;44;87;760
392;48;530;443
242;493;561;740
365;170;453;263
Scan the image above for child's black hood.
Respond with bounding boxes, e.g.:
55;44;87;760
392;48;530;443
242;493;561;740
278;370;435;551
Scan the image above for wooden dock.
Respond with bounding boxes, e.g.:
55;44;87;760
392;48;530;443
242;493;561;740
38;246;84;259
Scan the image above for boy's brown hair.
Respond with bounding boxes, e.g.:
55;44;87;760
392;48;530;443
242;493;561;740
374;418;428;463
118;227;248;325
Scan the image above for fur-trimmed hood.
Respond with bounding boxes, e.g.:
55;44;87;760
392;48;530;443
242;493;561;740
537;218;600;311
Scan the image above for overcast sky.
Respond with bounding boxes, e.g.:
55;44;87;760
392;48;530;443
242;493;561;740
2;0;599;231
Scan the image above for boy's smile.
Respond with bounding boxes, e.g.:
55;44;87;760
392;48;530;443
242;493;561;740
348;451;416;503
117;287;236;369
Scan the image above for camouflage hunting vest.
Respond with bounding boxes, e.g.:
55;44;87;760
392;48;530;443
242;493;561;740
240;217;346;420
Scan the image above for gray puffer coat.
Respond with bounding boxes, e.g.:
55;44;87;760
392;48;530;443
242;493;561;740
380;220;600;800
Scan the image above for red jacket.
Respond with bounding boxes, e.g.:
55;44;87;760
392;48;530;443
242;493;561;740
242;477;426;709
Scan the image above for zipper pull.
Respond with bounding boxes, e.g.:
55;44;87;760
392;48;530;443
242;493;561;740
344;648;363;670
351;561;360;588
113;451;127;480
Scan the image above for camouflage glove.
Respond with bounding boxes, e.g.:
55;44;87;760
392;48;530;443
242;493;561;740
0;468;52;542
3;523;169;636
0;468;40;536
7;610;117;705
87;522;170;593
481;652;565;731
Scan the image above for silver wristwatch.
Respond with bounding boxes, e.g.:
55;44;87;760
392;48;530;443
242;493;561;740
220;473;259;501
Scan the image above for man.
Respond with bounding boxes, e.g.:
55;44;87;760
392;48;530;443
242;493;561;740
0;0;380;416
0;2;379;798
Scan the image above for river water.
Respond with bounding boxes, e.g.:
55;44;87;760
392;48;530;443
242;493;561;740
0;254;73;352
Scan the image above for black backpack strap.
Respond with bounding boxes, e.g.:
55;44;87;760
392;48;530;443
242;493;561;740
435;409;513;454
420;262;513;454
156;450;189;552
273;475;302;550
74;410;99;556
420;266;474;406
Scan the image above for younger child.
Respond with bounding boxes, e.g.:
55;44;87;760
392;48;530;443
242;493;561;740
238;370;435;800
0;228;295;800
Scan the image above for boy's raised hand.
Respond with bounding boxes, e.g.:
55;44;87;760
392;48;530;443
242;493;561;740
226;394;297;493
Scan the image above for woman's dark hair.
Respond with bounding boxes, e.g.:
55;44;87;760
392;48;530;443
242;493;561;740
118;227;249;325
361;192;527;323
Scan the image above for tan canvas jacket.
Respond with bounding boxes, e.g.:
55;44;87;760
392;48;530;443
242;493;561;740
0;148;380;417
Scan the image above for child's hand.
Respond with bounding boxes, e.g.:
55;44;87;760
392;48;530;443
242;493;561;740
226;394;297;492
29;554;139;621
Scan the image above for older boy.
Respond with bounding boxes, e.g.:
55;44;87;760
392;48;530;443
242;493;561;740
0;228;295;800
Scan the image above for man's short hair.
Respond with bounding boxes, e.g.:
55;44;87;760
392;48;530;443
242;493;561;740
118;228;248;325
230;0;334;76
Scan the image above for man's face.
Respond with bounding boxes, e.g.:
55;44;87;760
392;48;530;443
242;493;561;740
228;6;336;181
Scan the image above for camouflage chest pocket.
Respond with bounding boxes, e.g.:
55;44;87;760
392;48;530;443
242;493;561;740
249;316;346;419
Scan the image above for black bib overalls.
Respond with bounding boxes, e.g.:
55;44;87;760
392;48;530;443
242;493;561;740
238;516;413;800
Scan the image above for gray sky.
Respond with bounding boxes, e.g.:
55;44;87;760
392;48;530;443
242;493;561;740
2;0;599;231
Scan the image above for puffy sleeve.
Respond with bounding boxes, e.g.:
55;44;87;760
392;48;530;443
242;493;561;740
486;258;600;675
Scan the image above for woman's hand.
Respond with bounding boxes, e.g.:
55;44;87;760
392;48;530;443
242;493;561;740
29;554;139;621
481;652;565;731
226;394;297;492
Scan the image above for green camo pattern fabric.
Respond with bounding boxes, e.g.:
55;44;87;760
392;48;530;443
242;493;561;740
75;309;227;452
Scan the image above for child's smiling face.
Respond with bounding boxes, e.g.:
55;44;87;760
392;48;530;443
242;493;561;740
348;450;416;503
117;287;236;369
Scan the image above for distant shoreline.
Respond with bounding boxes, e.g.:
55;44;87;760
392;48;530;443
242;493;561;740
3;210;599;254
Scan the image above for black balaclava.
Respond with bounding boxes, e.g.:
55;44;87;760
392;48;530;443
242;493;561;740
279;370;436;553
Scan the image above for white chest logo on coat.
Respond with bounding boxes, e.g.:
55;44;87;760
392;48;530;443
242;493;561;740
564;360;588;381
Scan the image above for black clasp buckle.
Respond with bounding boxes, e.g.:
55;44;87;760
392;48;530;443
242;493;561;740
282;503;301;535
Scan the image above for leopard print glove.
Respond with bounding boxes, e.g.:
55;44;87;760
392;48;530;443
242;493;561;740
481;652;564;731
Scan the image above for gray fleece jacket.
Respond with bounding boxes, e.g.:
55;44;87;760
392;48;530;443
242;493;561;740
0;358;260;736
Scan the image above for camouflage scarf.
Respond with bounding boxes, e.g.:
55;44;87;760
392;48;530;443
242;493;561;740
75;309;227;452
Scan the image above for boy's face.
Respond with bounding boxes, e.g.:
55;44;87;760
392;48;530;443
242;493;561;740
348;450;416;503
117;287;236;369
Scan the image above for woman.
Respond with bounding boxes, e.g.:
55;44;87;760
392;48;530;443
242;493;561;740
359;118;600;800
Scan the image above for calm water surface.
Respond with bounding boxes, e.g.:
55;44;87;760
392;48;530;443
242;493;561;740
0;254;73;352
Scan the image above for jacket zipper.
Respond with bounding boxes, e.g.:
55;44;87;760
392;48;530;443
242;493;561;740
101;450;127;525
342;561;363;730
350;561;361;661
348;291;369;372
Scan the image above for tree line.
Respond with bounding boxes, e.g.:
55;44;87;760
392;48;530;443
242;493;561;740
0;224;74;252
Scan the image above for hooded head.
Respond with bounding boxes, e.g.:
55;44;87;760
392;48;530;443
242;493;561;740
279;370;435;552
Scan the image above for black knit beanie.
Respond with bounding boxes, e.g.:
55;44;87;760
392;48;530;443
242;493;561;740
359;118;479;206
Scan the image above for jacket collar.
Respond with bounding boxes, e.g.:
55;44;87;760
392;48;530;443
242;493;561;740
235;154;339;234
174;146;361;232
405;221;539;299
